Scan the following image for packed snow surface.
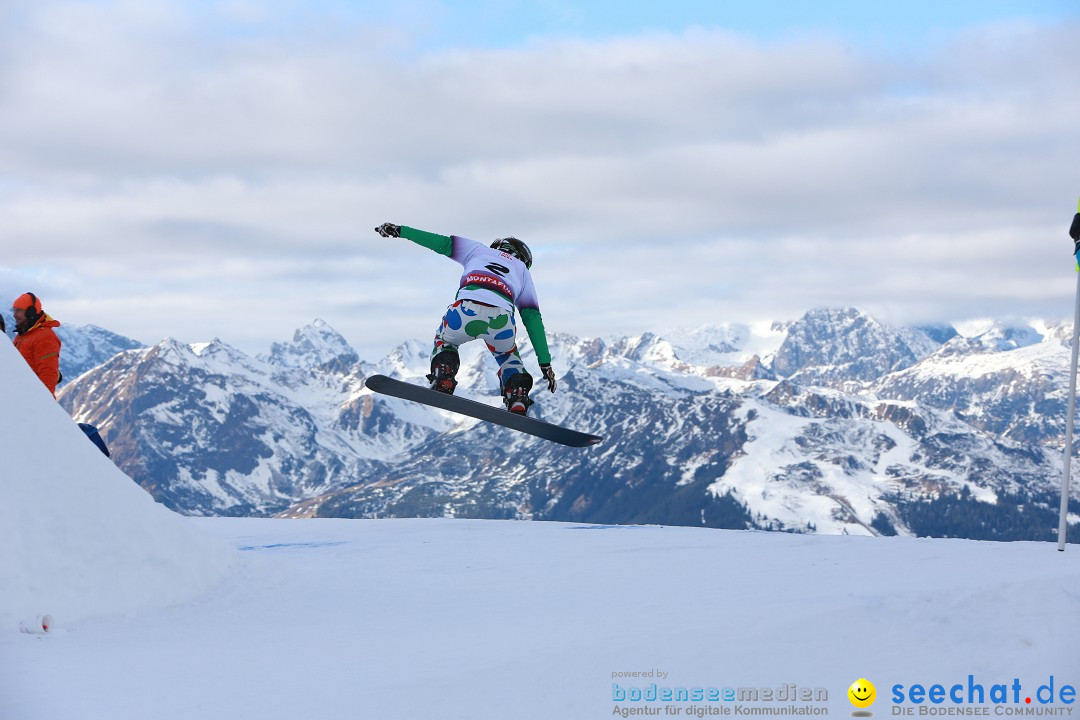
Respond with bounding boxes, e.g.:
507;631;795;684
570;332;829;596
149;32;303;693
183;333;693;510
3;517;1078;720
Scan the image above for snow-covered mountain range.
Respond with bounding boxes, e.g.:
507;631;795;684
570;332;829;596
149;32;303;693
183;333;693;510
57;308;1080;541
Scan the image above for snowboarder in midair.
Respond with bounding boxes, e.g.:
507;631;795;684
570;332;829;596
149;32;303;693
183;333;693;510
375;222;557;415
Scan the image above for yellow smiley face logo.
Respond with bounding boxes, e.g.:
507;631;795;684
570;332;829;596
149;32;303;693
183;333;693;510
848;679;876;708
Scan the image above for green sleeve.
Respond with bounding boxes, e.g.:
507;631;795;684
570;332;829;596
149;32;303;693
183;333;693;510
399;226;453;257
520;307;551;366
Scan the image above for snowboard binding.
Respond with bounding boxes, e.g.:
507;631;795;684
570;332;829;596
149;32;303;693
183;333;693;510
427;350;460;395
502;372;534;416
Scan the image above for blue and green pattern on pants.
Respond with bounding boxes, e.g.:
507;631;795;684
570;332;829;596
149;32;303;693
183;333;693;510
433;300;526;384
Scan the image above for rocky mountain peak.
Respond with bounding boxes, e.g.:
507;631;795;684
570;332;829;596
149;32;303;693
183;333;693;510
772;307;940;386
263;319;359;372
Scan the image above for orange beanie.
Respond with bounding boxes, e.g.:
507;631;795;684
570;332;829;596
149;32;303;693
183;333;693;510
12;293;42;313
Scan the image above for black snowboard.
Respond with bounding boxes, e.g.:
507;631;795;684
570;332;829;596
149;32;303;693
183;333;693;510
364;374;603;447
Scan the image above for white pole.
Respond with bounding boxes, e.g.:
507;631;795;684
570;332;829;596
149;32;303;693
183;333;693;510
1060;214;1080;550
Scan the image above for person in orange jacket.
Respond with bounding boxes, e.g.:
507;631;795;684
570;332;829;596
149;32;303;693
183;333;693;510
12;292;62;397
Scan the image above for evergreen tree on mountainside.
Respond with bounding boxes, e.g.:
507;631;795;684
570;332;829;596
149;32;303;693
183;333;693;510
896;487;1080;542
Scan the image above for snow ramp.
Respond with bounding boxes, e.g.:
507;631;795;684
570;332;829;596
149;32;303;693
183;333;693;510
0;338;234;630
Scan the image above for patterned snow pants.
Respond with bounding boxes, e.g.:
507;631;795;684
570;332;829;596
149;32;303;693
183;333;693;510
432;299;526;387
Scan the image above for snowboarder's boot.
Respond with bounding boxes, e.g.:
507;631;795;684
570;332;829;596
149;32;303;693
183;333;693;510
427;350;460;395
502;372;534;415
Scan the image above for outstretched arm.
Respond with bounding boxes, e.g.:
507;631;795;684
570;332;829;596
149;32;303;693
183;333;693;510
375;223;453;257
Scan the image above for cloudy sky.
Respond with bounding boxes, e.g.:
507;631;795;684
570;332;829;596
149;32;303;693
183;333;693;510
2;0;1079;360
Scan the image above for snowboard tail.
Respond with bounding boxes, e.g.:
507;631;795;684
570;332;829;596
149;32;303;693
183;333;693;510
364;375;603;448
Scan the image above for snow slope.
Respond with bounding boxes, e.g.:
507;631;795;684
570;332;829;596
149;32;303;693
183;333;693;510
0;338;234;630
3;518;1078;720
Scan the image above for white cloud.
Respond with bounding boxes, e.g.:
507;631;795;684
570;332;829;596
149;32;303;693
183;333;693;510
1;3;1078;359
